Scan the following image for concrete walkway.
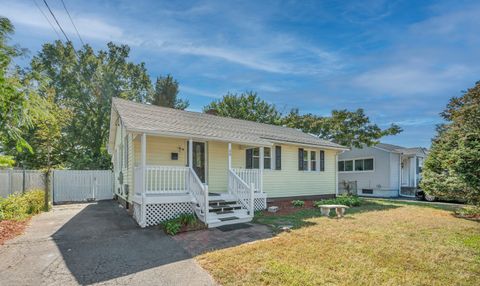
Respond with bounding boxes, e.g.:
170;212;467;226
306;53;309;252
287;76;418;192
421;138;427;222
0;201;215;286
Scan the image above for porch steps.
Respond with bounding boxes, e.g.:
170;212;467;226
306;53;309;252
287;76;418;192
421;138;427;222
203;193;253;228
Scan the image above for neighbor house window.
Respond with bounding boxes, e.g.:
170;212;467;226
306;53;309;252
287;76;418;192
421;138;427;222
311;151;316;171
339;158;373;172
344;160;353;171
246;147;271;169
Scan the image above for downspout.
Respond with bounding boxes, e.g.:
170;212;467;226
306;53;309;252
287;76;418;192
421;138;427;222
398;154;402;197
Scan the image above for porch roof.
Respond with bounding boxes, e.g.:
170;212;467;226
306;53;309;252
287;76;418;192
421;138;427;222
375;143;428;156
111;98;347;150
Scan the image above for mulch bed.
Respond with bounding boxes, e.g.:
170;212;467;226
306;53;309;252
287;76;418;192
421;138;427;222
0;219;30;245
263;200;318;216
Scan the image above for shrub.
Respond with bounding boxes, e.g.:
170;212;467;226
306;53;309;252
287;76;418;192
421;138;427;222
291;200;305;207
454;206;480;218
0;190;46;221
164;220;182;235
314;195;362;208
178;213;196;226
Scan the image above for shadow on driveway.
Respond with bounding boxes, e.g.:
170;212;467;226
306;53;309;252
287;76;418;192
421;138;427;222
52;201;194;285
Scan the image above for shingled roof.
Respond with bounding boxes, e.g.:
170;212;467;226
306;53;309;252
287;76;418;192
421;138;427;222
375;143;428;156
110;98;347;150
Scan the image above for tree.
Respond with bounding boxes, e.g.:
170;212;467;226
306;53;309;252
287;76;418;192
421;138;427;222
150;74;189;109
420;81;480;205
203;91;282;124
0;17;47;154
30;41;152;169
283;108;402;148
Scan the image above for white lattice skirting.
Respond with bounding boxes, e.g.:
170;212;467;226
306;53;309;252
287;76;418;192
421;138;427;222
254;197;267;211
144;202;194;227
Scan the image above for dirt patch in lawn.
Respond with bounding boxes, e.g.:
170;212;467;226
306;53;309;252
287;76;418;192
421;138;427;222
0;219;29;245
264;200;317;215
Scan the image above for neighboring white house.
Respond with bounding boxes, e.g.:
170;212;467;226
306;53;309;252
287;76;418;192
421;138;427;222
338;143;428;198
108;98;348;228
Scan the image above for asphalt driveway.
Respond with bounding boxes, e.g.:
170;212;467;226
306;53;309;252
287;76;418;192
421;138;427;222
0;201;215;286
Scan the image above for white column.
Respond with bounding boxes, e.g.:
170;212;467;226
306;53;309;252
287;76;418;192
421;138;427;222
413;156;417;188
259;147;264;193
140;133;147;228
335;153;339;196
228;143;232;170
188;139;193;169
398;155;402;196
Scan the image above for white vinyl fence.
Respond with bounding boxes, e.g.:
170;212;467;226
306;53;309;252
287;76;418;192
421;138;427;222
0;169;113;203
53;170;113;203
0;169;46;198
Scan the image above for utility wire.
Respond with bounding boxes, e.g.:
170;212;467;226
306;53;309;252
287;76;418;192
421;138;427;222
60;0;85;46
42;0;72;43
33;0;61;40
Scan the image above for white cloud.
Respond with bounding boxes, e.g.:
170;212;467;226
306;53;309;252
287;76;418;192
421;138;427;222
2;1;125;42
181;86;220;99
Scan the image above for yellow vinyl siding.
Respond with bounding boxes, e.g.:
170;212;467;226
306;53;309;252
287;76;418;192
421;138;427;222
262;146;336;197
208;142;337;197
133;136;187;167
127;135;337;199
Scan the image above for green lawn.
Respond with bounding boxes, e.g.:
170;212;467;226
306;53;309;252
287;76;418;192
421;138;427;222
197;200;480;286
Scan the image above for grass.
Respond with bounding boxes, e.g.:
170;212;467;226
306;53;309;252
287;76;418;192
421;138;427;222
197;200;480;285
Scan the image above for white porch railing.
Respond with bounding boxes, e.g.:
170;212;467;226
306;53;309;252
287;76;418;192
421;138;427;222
188;167;209;221
231;168;261;193
228;169;254;216
145;166;189;193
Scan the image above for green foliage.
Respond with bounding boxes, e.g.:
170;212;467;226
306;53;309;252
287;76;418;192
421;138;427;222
0;17;49;155
283;108;402;148
0;189;46;221
204;91;401;148
291;200;305;207
163;213;200;235
421;81;480;205
314;195;363;207
164;219;182;235
0;155;15;168
203;91;282;125
454;206;480;218
150;74;189;110
178;213;196;226
29;41;152;169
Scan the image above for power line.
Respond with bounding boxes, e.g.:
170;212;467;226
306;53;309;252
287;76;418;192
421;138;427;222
42;0;72;43
33;0;61;40
60;0;85;46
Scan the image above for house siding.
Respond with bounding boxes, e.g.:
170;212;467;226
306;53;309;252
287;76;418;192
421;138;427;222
126;135;339;200
339;146;398;196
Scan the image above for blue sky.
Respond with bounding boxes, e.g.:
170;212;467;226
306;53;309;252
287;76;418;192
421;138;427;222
2;0;479;147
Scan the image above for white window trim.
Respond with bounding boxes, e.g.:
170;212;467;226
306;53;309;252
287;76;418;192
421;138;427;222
299;148;324;173
338;157;375;173
247;147;272;170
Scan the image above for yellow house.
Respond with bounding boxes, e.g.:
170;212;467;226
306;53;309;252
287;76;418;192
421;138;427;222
108;98;348;228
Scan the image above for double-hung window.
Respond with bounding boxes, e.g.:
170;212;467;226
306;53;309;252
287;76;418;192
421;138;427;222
311;151;317;171
246;147;271;169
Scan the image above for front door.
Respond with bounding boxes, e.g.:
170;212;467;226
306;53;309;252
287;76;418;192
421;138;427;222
192;142;206;183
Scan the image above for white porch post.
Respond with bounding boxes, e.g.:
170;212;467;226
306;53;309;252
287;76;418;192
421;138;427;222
335;153;339;196
259;147;264;193
413;156;417;188
140;133;147;228
188;139;193;169
228;143;232;169
398;154;402;196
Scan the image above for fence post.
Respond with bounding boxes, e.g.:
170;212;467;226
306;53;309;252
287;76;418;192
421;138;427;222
250;183;255;217
22;169;26;194
44;170;50;211
8;168;13;196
